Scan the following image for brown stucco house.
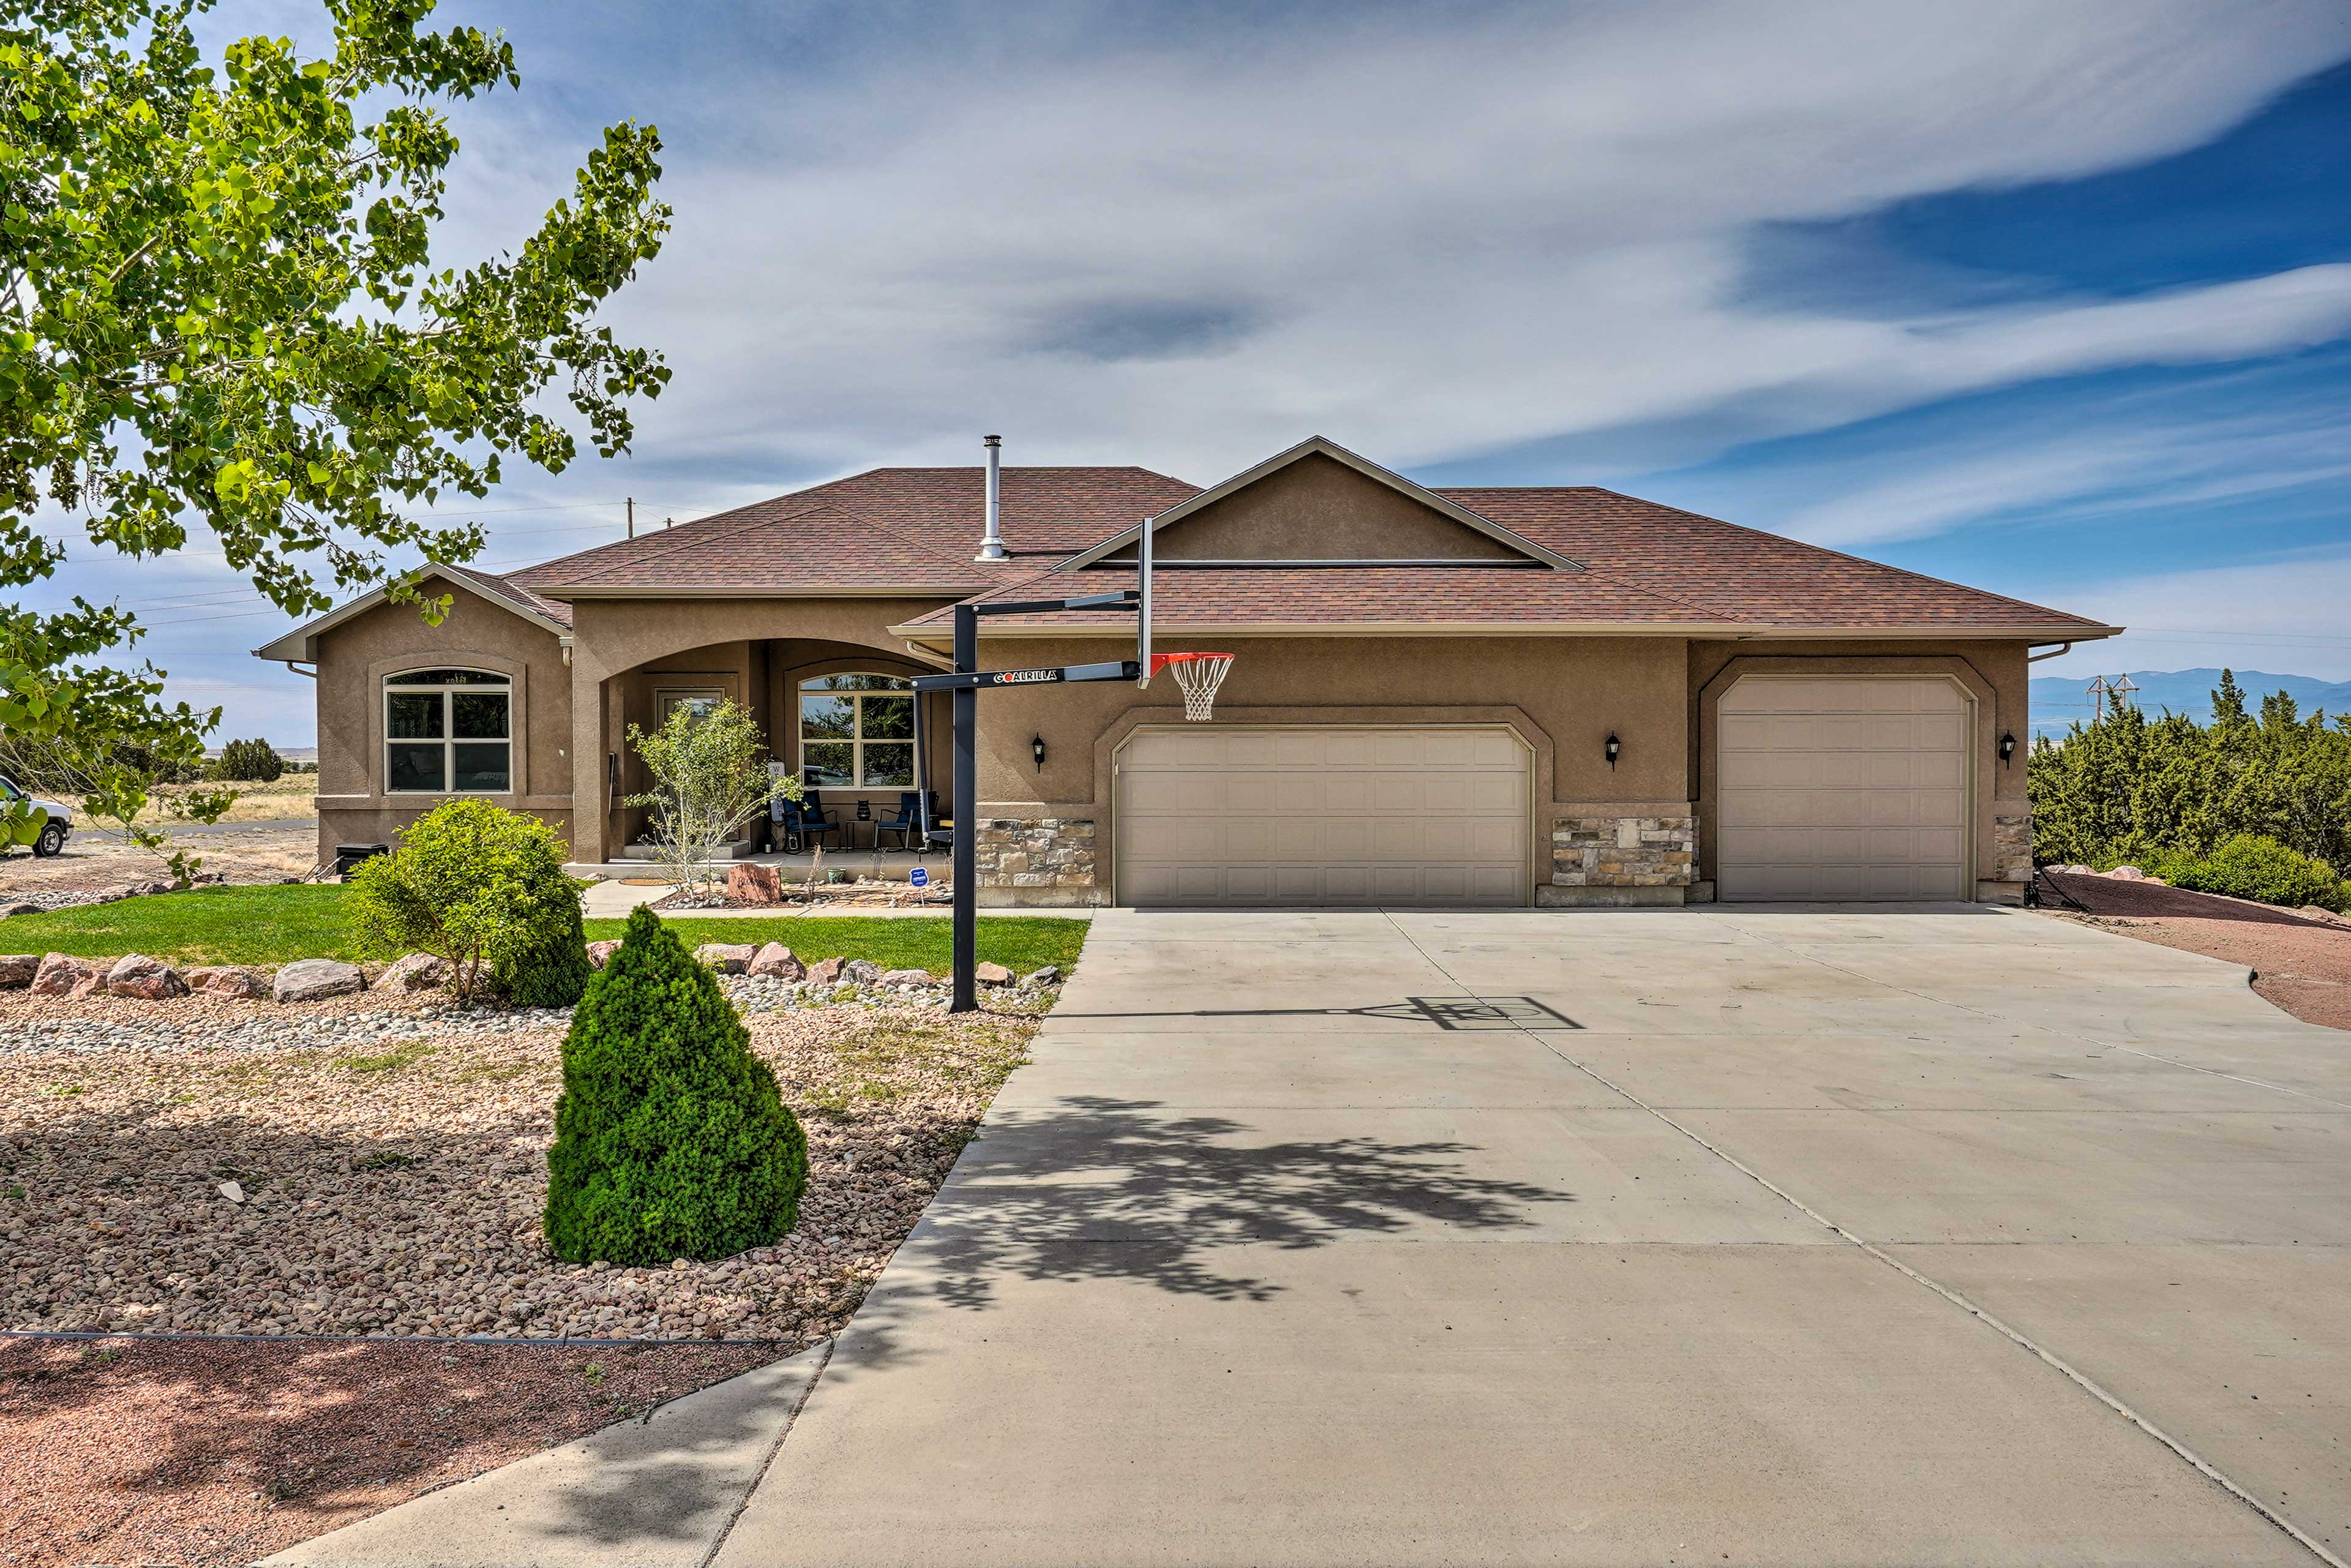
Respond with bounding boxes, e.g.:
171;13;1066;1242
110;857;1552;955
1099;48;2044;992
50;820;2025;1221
255;435;2117;907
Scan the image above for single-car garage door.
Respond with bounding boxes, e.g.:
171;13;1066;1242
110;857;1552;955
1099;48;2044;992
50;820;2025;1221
1116;726;1530;907
1717;677;1971;901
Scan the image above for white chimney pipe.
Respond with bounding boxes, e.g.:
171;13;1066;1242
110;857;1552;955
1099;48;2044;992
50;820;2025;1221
976;435;1006;561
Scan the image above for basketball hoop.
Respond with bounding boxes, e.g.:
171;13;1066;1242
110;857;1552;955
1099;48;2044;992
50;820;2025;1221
1150;651;1234;721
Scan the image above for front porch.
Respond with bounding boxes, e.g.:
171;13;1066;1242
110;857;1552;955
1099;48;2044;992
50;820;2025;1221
564;613;957;867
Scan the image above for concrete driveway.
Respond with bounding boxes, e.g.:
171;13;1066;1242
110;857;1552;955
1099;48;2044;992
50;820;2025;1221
716;907;2350;1567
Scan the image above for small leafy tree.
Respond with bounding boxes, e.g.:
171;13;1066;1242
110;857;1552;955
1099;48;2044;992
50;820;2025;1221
345;798;588;1003
544;904;808;1264
0;1;670;847
212;738;285;783
626;697;799;897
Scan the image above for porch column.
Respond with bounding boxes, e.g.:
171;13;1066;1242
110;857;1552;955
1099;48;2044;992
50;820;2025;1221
570;656;609;866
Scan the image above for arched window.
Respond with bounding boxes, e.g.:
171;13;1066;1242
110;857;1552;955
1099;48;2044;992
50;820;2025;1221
799;673;913;787
384;669;512;794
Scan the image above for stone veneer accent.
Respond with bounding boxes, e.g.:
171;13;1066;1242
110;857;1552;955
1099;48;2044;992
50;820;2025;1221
1552;812;1696;888
1993;808;2033;882
975;816;1097;891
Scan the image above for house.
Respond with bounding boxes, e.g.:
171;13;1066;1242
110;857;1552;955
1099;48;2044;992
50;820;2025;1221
254;435;2117;906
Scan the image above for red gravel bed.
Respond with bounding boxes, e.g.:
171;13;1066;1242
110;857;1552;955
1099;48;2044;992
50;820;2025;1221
2037;871;2351;1030
0;1335;773;1568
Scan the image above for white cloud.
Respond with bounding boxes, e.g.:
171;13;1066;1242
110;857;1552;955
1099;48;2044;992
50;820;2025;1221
508;0;2351;486
2034;547;2351;684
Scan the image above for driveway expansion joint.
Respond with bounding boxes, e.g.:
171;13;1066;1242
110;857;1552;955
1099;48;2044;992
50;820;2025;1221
1377;909;2350;1568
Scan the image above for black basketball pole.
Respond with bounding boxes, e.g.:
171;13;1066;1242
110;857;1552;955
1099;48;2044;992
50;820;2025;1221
917;585;1146;1015
951;602;978;1013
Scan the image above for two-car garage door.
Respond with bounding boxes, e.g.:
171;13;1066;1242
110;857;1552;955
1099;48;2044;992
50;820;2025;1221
1116;726;1529;907
1716;677;1971;901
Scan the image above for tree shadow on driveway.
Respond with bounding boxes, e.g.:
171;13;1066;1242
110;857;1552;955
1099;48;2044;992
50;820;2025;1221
906;1094;1576;1311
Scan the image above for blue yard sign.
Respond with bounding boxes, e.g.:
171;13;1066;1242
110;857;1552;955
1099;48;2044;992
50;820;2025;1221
909;866;928;888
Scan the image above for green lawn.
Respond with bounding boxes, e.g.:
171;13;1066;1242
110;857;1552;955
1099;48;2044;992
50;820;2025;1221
0;883;1087;977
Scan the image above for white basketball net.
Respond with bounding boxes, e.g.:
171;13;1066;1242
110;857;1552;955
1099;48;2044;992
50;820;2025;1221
1157;653;1234;721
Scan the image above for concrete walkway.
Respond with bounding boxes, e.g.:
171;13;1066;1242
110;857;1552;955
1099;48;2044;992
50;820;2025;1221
708;906;2349;1566
263;1348;829;1568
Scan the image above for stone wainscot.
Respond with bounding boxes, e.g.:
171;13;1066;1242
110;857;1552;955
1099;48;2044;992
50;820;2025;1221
975;816;1098;907
1548;811;1697;906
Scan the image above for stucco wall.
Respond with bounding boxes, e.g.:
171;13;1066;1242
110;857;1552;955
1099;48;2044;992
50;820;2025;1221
1112;453;1525;562
310;578;573;863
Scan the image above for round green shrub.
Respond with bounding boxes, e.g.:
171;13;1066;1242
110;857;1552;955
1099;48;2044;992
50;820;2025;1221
347;798;590;1005
544;905;808;1264
2165;834;2345;912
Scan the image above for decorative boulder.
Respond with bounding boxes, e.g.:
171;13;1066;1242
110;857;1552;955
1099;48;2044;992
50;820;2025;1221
974;961;1015;987
2107;865;2147;881
187;966;269;1000
726;862;787;905
273;958;365;1003
1;901;40;918
0;954;37;989
29;953;103;998
378;953;451;992
105;953;187;1001
694;942;756;975
841;958;882;986
748;942;805;980
586;939;624;970
880;967;932;988
804;956;846;985
1026;965;1063;988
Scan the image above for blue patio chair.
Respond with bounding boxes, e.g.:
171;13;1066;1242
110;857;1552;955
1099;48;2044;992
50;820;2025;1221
874;792;924;852
778;798;841;854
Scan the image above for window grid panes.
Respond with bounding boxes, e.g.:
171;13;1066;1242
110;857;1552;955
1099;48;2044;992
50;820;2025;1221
799;674;915;787
384;670;512;794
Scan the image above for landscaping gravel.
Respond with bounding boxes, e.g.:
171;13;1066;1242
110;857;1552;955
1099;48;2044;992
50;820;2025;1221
0;970;1049;1057
0;988;1047;1343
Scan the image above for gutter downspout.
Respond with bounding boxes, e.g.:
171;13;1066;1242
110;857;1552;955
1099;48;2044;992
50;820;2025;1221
279;661;317;680
2027;641;2075;663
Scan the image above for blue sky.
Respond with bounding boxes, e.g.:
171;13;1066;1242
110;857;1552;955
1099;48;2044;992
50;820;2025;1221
36;1;2351;742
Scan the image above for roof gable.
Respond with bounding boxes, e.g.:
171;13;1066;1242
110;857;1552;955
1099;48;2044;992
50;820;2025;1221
1062;437;1580;571
252;565;570;664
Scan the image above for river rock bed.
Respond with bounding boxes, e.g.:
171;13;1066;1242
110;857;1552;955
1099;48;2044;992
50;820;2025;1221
0;996;1043;1342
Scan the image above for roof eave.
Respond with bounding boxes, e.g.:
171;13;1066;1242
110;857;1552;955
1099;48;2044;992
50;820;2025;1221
888;618;2122;643
535;584;984;602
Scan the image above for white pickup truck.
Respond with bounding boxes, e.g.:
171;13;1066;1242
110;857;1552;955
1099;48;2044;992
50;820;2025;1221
0;774;72;857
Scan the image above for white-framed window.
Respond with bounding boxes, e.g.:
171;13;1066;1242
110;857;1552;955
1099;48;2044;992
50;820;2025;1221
799;673;914;787
384;668;512;794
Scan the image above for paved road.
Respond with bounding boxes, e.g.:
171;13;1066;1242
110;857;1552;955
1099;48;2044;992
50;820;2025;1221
714;906;2350;1566
77;815;313;838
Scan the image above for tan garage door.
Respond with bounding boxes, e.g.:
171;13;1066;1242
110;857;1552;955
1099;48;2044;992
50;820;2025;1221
1116;726;1530;907
1717;677;1971;901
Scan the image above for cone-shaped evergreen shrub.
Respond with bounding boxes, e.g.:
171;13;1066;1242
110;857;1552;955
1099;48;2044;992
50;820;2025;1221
544;906;808;1264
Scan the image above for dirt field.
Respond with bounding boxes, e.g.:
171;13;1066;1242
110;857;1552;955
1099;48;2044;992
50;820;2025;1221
2036;869;2351;1030
0;825;319;900
82;776;321;828
0;1336;772;1568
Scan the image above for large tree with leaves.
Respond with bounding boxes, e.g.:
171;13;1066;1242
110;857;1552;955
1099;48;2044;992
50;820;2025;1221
0;0;669;865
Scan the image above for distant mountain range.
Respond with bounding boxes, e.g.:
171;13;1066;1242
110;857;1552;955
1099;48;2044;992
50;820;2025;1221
2030;669;2351;737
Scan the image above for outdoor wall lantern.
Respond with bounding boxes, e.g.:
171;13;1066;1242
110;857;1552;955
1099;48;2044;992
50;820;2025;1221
1999;731;2017;767
1032;734;1047;773
1605;732;1621;770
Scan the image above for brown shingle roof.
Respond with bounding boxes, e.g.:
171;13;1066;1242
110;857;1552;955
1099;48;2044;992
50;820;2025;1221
1442;487;2104;631
490;461;2107;637
511;466;1199;595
